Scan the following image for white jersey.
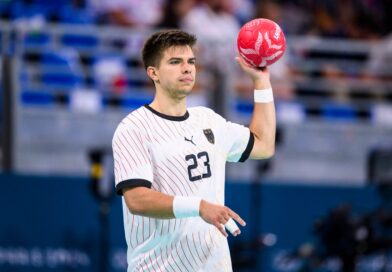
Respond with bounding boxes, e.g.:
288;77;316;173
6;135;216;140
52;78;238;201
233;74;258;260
112;105;254;272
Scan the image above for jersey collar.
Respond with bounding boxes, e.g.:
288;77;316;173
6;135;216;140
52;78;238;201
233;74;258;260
144;104;189;121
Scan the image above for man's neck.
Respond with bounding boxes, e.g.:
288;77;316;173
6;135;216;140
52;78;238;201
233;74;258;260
149;97;187;117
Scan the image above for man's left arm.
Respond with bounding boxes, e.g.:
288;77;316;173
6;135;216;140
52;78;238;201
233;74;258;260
249;97;276;159
236;57;276;160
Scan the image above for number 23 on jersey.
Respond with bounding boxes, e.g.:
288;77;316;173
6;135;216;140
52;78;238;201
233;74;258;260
185;151;211;182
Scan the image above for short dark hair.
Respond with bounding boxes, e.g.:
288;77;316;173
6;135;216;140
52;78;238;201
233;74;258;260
142;29;197;70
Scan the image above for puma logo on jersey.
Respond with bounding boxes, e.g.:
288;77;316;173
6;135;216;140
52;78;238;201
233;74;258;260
184;136;196;146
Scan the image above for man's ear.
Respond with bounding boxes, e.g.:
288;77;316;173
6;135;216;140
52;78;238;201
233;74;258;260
146;66;159;82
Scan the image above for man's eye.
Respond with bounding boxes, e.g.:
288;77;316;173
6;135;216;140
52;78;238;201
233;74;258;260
189;60;196;65
170;60;180;64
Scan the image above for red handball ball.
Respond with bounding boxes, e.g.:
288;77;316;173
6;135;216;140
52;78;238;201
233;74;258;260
237;18;286;67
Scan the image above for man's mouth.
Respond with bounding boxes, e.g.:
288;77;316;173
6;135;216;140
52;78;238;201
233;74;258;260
179;77;194;83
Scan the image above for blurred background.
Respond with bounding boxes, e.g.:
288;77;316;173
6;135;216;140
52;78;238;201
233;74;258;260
0;0;391;271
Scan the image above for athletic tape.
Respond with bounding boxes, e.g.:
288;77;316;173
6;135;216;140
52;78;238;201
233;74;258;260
224;218;240;234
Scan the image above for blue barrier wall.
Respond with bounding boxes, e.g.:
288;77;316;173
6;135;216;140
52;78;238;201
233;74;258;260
0;174;125;272
225;182;384;271
0;174;386;271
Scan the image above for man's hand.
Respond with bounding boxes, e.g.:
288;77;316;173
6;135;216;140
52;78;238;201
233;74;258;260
235;56;271;90
199;200;246;237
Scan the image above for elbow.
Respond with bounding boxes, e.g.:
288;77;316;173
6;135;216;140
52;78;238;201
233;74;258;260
267;143;276;157
255;145;275;160
266;142;276;157
252;133;275;159
264;146;275;158
126;200;144;215
261;139;276;159
262;147;275;159
123;192;147;215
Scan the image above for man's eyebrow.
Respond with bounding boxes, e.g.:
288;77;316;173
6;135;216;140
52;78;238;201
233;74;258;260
168;57;196;61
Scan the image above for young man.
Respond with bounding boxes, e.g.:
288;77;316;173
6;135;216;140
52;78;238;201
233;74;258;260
112;29;276;271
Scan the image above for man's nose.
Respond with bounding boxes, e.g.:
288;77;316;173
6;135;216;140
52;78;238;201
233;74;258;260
182;63;192;73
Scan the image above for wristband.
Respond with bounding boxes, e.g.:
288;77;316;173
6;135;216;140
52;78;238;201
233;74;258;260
254;88;274;103
173;196;201;218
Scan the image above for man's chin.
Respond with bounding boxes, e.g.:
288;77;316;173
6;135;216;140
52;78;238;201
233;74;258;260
179;88;193;96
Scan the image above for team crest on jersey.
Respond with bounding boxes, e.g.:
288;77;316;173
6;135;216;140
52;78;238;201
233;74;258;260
203;129;214;144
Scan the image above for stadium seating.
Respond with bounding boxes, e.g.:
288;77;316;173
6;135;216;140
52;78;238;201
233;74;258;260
24;32;51;47
321;103;357;121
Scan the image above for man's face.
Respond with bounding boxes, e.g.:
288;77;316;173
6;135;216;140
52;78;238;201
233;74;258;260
152;45;196;100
